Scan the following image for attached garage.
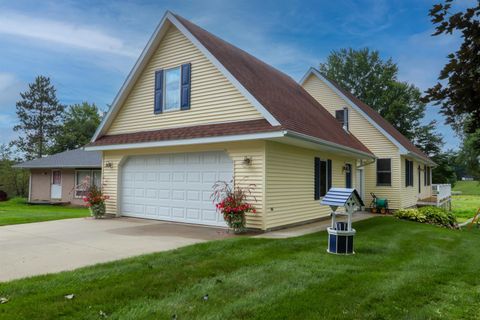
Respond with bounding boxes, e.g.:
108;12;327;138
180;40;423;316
120;151;233;227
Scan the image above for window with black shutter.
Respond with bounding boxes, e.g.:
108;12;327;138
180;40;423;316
314;157;330;199
376;159;391;186
335;107;349;130
405;159;414;187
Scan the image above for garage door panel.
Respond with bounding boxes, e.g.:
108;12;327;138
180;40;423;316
172;207;185;218
121;151;232;227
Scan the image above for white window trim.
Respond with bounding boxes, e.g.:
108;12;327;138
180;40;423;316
163;66;182;112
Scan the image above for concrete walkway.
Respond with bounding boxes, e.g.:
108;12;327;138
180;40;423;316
0;217;231;282
256;212;376;239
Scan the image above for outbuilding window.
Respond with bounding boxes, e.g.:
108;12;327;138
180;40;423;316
376;159;391;186
75;169;102;198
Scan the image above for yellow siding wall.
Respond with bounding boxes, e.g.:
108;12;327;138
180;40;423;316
401;157;433;207
107;24;263;135
302;74;402;208
102;141;266;229
264;141;357;229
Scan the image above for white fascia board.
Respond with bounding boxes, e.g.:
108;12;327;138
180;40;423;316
84;131;286;151
167;13;280;126
285;130;376;160
300;68;409;155
92;11;280;142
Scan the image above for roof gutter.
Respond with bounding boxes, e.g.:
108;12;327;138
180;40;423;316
83;131;286;151
285;130;376;160
404;151;437;167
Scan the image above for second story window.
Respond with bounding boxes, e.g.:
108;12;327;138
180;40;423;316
154;63;191;114
164;67;181;111
335;107;349;130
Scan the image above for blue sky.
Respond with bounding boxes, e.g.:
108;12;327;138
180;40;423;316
0;0;471;150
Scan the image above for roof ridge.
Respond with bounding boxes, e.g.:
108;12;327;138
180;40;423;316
173;14;373;156
308;68;431;162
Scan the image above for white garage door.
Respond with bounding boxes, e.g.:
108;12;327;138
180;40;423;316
120;151;233;227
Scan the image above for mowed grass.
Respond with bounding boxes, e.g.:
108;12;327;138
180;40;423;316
452;195;480;221
0;198;89;226
453;180;480;195
0;217;479;319
450;181;480;222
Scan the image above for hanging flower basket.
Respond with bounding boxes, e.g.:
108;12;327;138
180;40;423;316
211;181;256;234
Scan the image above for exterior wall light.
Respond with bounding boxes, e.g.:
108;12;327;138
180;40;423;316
243;156;252;166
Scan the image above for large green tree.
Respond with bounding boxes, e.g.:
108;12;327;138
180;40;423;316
319;48;442;155
424;0;480;179
424;0;480;134
51;102;102;153
12;76;64;160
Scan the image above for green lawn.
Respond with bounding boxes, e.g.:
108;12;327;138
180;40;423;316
452;195;480;222
0;217;479;319
0;198;89;226
453;180;480;195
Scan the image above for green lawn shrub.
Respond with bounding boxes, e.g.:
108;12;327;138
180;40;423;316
394;206;457;228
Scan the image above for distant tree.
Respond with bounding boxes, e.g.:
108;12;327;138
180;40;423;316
51;102;102;153
0;144;29;198
12;76;64;159
457;130;480;179
431;151;457;186
424;0;480;135
319;48;442;155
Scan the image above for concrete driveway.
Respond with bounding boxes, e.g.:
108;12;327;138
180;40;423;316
0;217;231;282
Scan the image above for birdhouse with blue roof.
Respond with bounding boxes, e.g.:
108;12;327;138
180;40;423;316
321;188;364;254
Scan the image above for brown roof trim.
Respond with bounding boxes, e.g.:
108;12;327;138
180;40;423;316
88;120;282;147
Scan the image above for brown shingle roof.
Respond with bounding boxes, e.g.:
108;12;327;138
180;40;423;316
320;74;431;162
173;14;372;156
89;119;281;146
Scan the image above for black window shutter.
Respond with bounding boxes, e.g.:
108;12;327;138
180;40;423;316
343;108;349;130
424;165;427;186
327;159;332;191
314;157;320;200
405;159;409;187
154;70;164;114
180;63;191;110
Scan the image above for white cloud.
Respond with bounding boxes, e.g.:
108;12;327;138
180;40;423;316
0;11;137;57
0;73;23;109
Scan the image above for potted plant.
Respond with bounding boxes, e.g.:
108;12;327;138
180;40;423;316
211;181;256;234
83;184;109;218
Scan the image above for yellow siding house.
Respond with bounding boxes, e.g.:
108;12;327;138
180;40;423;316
301;68;436;209
85;11;375;230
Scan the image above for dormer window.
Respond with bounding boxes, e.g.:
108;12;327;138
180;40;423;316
164;67;181;111
335;107;349;131
154;63;191;114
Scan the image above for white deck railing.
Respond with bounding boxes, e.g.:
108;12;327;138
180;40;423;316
432;184;452;204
